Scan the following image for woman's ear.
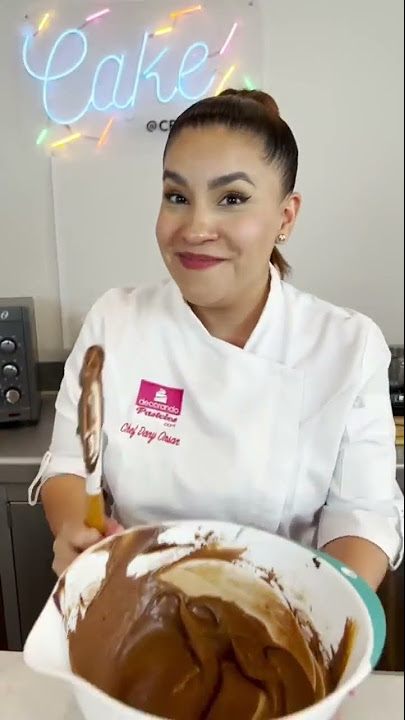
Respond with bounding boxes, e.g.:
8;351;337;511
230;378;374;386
279;192;302;239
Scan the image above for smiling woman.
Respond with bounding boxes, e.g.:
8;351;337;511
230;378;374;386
32;88;403;595
156;91;300;333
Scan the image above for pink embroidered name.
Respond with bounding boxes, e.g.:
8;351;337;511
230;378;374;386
120;423;181;447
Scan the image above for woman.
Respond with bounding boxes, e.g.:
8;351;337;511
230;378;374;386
30;89;403;588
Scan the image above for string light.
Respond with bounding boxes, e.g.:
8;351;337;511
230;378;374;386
219;22;238;55
153;26;173;37
51;132;82;149
85;8;110;24
36;128;48;145
37;12;51;33
243;75;256;90
97;117;115;148
170;6;202;19
214;64;236;96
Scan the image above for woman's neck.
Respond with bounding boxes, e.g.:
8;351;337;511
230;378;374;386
190;273;271;348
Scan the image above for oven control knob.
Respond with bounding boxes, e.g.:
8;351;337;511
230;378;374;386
2;364;19;379
0;338;17;354
5;388;21;405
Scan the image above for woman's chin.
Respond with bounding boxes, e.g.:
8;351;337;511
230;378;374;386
180;286;228;309
169;264;232;308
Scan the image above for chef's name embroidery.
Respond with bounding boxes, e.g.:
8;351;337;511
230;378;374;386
121;422;181;447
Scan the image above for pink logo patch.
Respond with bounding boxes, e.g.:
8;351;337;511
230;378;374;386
136;380;184;416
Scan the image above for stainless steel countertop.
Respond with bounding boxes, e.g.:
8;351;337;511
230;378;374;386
0;393;403;470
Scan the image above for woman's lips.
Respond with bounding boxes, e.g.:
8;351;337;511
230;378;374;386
177;253;225;270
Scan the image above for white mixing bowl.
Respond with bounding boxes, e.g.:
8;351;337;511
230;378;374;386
24;521;386;720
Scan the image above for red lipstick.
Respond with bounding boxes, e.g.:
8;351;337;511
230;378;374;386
177;253;225;270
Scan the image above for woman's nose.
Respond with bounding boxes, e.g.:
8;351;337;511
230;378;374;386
183;222;219;245
182;210;219;244
183;228;220;244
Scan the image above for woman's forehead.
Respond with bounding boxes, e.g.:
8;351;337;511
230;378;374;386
163;126;275;180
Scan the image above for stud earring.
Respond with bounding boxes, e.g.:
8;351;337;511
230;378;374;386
276;233;287;245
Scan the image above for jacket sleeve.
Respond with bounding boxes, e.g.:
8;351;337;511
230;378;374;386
317;321;404;569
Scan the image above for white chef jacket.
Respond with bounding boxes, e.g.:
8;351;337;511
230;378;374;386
30;266;404;568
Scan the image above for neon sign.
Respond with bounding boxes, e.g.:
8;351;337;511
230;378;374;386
23;29;217;124
21;4;256;150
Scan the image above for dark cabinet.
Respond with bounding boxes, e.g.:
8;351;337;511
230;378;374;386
0;470;56;650
0;581;7;649
9;501;55;643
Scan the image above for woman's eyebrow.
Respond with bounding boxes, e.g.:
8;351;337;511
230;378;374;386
162;170;256;189
162;170;189;186
208;172;256;189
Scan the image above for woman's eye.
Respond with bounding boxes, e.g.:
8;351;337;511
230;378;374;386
164;192;188;205
219;193;250;206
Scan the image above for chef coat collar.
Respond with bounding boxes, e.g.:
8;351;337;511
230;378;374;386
169;264;285;356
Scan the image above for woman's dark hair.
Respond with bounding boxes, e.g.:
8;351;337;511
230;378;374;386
164;89;299;278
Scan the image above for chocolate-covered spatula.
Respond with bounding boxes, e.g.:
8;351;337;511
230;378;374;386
78;345;106;534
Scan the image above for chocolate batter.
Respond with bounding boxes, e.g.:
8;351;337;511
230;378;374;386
59;528;354;719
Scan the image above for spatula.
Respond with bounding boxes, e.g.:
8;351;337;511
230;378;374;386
78;345;106;534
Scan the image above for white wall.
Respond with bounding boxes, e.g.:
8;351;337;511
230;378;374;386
0;0;403;360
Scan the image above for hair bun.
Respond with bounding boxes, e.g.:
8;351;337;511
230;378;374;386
220;88;280;118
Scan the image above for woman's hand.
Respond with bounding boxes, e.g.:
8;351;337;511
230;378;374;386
52;517;123;577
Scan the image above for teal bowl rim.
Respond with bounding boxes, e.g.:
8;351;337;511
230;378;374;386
312;548;386;668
